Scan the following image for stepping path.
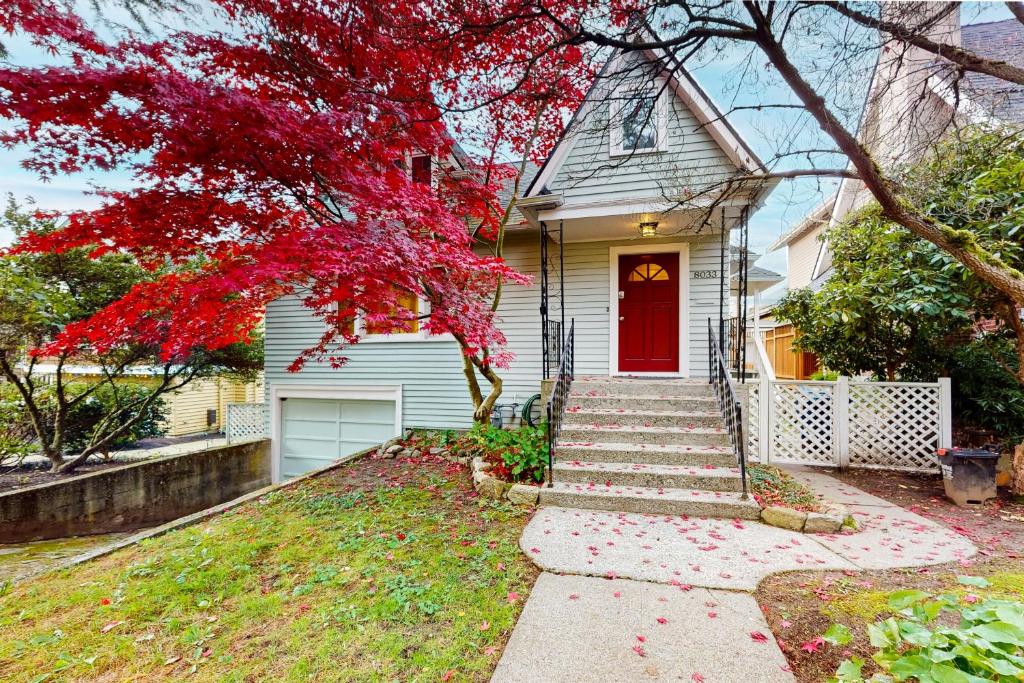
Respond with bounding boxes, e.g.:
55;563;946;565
494;470;977;682
491;573;792;683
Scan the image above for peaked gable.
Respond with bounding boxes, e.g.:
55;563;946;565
526;44;764;208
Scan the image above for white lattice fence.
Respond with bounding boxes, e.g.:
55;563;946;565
848;383;942;471
747;377;951;472
747;385;760;462
769;382;837;466
226;402;267;443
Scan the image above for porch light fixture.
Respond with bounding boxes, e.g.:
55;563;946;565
638;221;659;238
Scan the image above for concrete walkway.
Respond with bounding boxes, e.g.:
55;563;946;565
21;435;228;467
493;470;976;682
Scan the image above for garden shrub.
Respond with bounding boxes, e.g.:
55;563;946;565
833;577;1024;682
462;423;548;483
941;336;1024;444
62;382;168;456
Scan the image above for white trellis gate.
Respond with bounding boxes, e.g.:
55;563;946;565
225;402;267;443
748;333;951;472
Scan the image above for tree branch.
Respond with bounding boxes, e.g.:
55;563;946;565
820;1;1024;86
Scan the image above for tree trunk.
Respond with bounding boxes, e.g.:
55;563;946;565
1012;442;1024;497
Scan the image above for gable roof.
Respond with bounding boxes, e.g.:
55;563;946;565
524;33;766;199
768;196;835;252
956;19;1024;123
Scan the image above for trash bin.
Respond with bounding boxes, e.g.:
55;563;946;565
937;447;1000;506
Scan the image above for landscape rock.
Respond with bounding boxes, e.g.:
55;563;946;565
398;448;412;458
428;447;443;455
410;449;421;458
506;483;540;506
803;512;841;534
760;506;807;532
385;444;403;455
475;475;509;499
457;456;471;465
472;470;489;486
472;456;491;473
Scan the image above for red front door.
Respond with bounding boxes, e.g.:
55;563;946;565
618;253;680;373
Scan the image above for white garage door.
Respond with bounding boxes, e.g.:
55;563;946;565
280;398;397;478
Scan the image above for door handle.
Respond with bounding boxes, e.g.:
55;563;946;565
619;316;625;321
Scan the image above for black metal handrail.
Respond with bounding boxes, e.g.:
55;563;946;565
708;318;749;499
545;319;574;487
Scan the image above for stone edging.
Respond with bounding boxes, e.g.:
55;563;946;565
759;502;854;534
470;455;541;506
36;444;379;583
375;437;542;506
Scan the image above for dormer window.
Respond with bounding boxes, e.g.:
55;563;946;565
610;86;666;156
411;154;432;185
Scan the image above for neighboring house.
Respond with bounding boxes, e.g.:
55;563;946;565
264;39;778;480
30;362;263;437
771;15;1024;288
762;13;1024;379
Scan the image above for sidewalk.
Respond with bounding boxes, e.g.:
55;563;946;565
494;469;976;682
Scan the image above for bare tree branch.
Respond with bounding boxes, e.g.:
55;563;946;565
819;1;1024;86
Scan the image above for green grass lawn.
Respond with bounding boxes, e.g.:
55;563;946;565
0;454;537;682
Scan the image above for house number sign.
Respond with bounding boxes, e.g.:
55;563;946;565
693;270;719;279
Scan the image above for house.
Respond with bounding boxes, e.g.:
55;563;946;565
29;361;263;437
762;13;1024;379
770;15;1024;290
264;37;778;484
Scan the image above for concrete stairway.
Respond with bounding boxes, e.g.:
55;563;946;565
539;376;761;519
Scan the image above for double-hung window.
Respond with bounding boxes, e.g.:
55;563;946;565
610;86;665;156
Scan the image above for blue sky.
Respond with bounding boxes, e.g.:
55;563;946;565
0;1;1014;298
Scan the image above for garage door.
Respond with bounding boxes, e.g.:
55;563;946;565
280;398;398;478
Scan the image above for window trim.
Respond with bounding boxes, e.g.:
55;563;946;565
609;83;668;157
328;296;453;344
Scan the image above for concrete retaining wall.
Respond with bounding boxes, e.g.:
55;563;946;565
0;440;271;543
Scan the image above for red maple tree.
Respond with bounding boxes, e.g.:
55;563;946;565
0;0;591;410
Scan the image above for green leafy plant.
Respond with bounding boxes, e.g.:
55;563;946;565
833;578;1024;682
462;423;548;483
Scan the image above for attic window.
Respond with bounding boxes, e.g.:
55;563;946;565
411;155;432;185
611;86;665;156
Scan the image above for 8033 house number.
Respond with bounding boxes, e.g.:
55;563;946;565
693;270;719;279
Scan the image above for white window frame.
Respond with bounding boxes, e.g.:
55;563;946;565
609;83;668;157
328;295;452;343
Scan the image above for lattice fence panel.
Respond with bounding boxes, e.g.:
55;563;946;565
226;402;267;442
747;385;760;462
848;383;940;471
770;382;837;466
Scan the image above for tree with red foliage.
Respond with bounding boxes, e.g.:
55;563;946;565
0;0;590;421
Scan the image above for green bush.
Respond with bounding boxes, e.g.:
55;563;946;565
833;577;1024;682
941;336;1024;444
463;423;548;483
62;382;168;455
0;382;37;465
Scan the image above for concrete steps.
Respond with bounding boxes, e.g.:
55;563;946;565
559;424;730;447
564;407;723;429
539;482;761;519
552;460;743;492
547;376;754;521
570;378;714;398
567;394;718;412
554;442;737;467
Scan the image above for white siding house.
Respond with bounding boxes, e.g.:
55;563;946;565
264;40;777;480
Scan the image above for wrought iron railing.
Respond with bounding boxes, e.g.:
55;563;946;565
708;318;749;499
543;320;562;379
545;319;574;487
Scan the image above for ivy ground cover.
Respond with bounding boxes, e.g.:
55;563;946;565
0;453;536;682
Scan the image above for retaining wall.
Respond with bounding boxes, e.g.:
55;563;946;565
0;440;270;543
